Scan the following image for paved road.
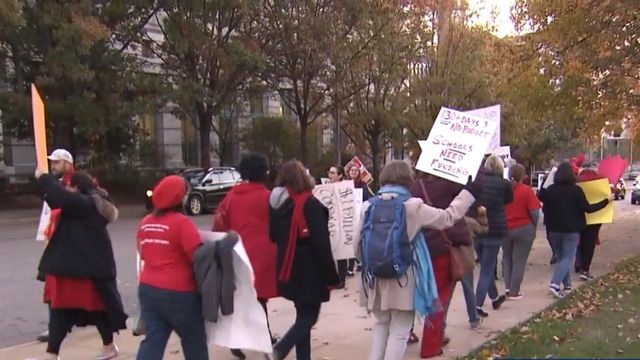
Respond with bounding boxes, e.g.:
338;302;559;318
0;208;212;348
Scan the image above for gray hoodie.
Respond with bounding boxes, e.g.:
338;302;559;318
269;187;290;209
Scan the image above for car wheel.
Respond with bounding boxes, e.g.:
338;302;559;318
187;195;204;216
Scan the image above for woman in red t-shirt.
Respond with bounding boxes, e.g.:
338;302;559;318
504;164;542;300
136;175;208;360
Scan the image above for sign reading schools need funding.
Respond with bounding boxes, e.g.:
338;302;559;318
416;107;498;185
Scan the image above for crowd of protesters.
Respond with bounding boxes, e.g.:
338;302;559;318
28;148;613;360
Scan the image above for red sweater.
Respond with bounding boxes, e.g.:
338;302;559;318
137;212;202;292
506;183;541;230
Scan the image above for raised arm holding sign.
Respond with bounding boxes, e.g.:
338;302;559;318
416;107;498;185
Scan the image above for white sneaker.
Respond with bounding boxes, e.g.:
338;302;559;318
94;345;119;360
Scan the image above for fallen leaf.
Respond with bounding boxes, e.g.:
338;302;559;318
618;324;624;329
630;318;636;324
617;349;624;354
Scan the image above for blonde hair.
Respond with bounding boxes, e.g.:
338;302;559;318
484;154;505;176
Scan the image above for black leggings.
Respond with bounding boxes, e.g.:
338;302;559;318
274;302;321;360
576;224;602;273
47;309;113;355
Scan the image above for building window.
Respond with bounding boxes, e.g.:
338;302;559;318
250;94;264;115
141;40;154;58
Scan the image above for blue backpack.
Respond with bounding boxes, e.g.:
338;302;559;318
360;192;413;282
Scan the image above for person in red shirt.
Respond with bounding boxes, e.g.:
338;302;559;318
504;163;541;299
136;175;208;360
213;153;278;359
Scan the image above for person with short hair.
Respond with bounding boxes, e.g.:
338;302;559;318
213;153;278;359
327;165;345;184
36;149;76;344
355;160;478;360
539;162;611;298
269;160;340;360
503;163;541;300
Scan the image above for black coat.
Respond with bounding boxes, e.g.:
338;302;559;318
539;183;609;233
269;196;339;304
477;172;513;238
37;174;117;280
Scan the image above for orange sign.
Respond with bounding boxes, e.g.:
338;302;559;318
31;84;48;172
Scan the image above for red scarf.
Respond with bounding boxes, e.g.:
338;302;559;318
44;167;75;241
278;188;312;283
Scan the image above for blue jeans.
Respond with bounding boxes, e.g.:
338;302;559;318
460;271;479;324
546;228;559;257
137;284;209;360
548;232;579;288
475;236;502;308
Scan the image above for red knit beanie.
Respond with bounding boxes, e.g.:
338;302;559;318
152;175;187;210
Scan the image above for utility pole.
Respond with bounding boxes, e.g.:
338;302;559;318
336;103;342;165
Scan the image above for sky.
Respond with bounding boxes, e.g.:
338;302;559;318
467;0;518;38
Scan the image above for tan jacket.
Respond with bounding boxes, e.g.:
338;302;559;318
354;190;475;312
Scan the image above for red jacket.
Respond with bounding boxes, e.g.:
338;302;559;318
215;183;278;299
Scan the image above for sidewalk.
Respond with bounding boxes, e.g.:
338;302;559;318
2;203;639;360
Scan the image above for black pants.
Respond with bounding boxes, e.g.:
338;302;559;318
47;309;113;355
576;224;601;273
274;302;321;360
337;259;356;284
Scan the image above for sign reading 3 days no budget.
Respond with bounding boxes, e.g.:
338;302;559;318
416;107;498;185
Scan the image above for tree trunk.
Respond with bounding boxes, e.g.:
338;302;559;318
300;120;309;165
370;138;381;190
199;117;212;169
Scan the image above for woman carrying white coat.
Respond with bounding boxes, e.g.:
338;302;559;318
353;161;479;360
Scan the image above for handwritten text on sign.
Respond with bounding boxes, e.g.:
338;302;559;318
465;104;500;153
416;107;498;185
313;181;356;261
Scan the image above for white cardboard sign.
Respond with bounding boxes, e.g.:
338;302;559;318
496;145;511;163
416;107;498;185
465;105;501;153
312;181;356;260
36;203;51;241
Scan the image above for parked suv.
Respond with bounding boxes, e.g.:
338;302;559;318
186;167;241;215
145;167;241;215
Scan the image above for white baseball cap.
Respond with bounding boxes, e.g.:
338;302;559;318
48;149;74;164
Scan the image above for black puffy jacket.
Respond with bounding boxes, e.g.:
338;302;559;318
477;172;513;238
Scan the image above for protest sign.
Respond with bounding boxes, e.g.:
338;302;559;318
577;178;614;224
200;231;272;354
32;84;47;171
345;156;373;184
353;188;363;223
495;146;511;163
32;84;50;241
313;181;356;260
416;107;498;185
36;203;51;241
465;105;500;153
